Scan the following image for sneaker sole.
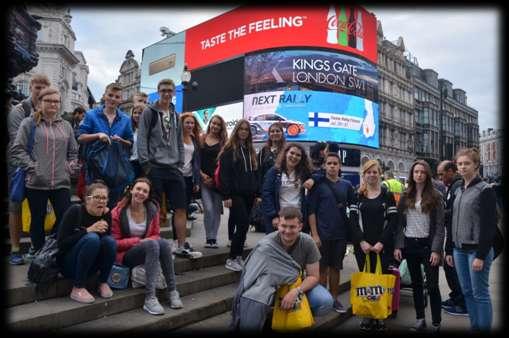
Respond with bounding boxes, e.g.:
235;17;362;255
334;309;347;314
70;295;95;304
170;304;184;309
444;310;469;316
224;265;242;272
143;305;165;315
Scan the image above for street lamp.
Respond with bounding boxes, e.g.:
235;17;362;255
181;65;198;112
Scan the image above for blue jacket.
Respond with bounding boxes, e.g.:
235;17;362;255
261;166;308;225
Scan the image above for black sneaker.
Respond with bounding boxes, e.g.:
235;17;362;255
441;298;455;308
175;242;202;259
359;318;374;331
8;251;24;265
333;297;347;313
443;304;468;316
374;320;386;332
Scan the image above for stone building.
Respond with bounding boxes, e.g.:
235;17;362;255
361;21;416;180
117;50;141;113
12;6;92;113
361;20;480;179
407;56;479;172
480;128;502;178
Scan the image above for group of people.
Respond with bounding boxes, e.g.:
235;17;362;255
6;74;500;331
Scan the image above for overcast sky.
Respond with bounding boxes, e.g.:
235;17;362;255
70;6;499;132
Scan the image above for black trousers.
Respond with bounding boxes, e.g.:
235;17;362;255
229;194;254;258
443;259;465;307
403;237;442;325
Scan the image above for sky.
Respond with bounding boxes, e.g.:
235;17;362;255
70;5;500;132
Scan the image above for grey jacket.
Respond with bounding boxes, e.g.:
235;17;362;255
394;192;445;254
8;97;34;159
11;116;78;190
137;102;184;170
231;234;301;329
450;177;497;259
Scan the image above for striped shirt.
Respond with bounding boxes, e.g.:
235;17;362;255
404;200;430;238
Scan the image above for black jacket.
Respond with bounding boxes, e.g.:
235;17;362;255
219;146;259;200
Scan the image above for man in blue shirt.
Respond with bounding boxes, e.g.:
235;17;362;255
79;82;133;207
308;152;358;314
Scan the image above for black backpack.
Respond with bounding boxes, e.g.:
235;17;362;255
27;233;60;291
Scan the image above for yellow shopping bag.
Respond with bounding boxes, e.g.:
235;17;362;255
350;253;395;320
21;198;56;233
272;274;314;332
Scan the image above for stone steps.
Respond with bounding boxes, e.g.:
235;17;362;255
5;246;252;331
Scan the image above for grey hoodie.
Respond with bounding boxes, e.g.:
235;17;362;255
11;115;78;190
8;97;34;159
137;101;184;170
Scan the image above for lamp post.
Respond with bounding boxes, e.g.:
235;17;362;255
180;64;198;112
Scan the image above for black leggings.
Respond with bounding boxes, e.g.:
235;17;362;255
229;195;255;258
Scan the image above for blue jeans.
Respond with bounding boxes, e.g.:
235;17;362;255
61;233;117;288
453;247;494;331
201;184;223;241
307;283;334;316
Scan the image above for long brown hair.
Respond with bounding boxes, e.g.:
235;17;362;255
358;159;382;198
204;114;228;147
218;119;257;169
116;177;155;209
275;143;311;182
34;87;60;125
402;160;441;214
262;122;286;155
180;112;202;146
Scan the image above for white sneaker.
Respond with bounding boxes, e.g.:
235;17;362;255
236;256;245;267
225;258;243;272
227;240;232;247
169;290;183;309
143;296;165;315
175;242;203;259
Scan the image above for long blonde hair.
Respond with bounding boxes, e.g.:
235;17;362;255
358;159;382;198
33;87;60;125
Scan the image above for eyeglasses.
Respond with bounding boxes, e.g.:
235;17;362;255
88;195;108;202
43;99;61;104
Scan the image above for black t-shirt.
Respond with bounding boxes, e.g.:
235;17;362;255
359;193;388;245
57;204;112;259
200;141;221;177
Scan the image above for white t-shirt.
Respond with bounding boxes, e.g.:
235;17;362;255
181;141;195;177
130;130;138;161
404;199;430;238
279;171;301;210
127;207;147;238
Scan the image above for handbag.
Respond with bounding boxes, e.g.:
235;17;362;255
350;253;396;320
107;264;130;289
9;121;36;203
86;141;134;187
21;199;56;233
27;233;60;290
131;263;167;290
271;274;314;331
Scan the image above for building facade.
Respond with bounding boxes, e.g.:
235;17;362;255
12;5;91;112
117;50;141;113
361;20;480;179
361;21;415;180
480;128;502;178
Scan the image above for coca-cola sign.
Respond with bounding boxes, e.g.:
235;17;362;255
185;6;377;70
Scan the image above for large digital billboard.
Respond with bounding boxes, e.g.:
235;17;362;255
192;102;244;136
244;90;379;148
244;49;378;101
185;6;377;70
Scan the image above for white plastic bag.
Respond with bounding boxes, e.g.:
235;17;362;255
131;263;167;289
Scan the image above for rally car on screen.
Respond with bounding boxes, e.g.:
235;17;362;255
248;113;305;137
250;122;268;141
